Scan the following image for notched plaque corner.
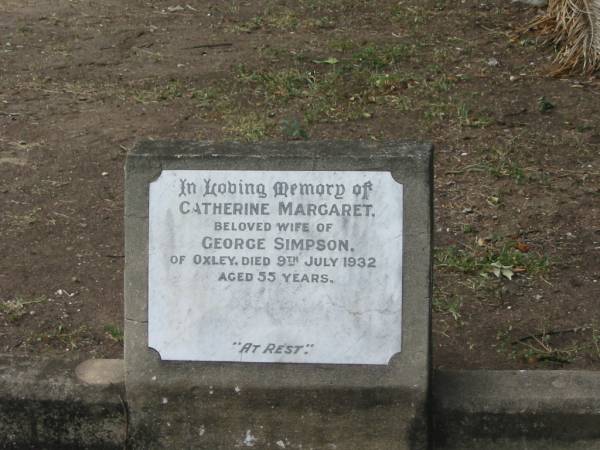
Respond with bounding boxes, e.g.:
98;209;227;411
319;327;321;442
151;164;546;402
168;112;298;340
147;167;166;185
386;350;403;366
387;170;406;187
147;345;163;362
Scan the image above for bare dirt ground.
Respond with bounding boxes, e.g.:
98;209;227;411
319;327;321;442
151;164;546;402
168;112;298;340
0;0;598;369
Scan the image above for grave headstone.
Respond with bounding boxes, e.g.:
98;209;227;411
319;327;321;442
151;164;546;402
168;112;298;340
125;140;432;449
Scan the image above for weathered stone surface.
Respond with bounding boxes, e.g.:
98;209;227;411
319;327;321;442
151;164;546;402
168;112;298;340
148;169;404;365
1;354;599;448
432;369;600;449
75;359;124;386
0;355;125;449
124;140;433;449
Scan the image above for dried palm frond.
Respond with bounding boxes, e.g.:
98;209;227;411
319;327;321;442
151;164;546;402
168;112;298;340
528;0;600;75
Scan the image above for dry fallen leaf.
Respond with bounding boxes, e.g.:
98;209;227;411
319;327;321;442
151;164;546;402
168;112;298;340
515;241;530;253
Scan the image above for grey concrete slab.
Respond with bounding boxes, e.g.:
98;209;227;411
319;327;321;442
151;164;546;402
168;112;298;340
432;369;600;449
0;355;125;449
1;354;599;449
75;359;124;385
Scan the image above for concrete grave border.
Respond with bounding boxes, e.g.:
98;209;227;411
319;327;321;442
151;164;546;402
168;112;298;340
0;355;599;449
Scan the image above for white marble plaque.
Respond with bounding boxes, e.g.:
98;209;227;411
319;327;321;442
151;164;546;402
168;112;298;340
148;170;403;364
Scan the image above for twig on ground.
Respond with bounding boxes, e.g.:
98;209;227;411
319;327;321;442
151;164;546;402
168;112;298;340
445;164;488;175
183;43;233;50
511;326;586;345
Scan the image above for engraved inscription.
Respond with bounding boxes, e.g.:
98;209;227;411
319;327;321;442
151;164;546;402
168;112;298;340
148;170;403;364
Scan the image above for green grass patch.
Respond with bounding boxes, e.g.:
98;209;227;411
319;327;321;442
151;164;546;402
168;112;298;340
446;149;544;185
133;80;184;104
435;241;549;280
36;324;89;350
226;5;338;34
433;293;462;321
280;117;309;140
0;296;45;322
104;324;124;343
228;11;300;33
497;324;600;365
456;103;493;128
224;112;272;142
235;66;310;104
350;44;414;70
129;39;452;140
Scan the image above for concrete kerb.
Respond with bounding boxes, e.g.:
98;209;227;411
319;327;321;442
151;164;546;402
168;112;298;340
0;357;599;448
432;369;600;449
0;355;125;450
0;355;598;448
